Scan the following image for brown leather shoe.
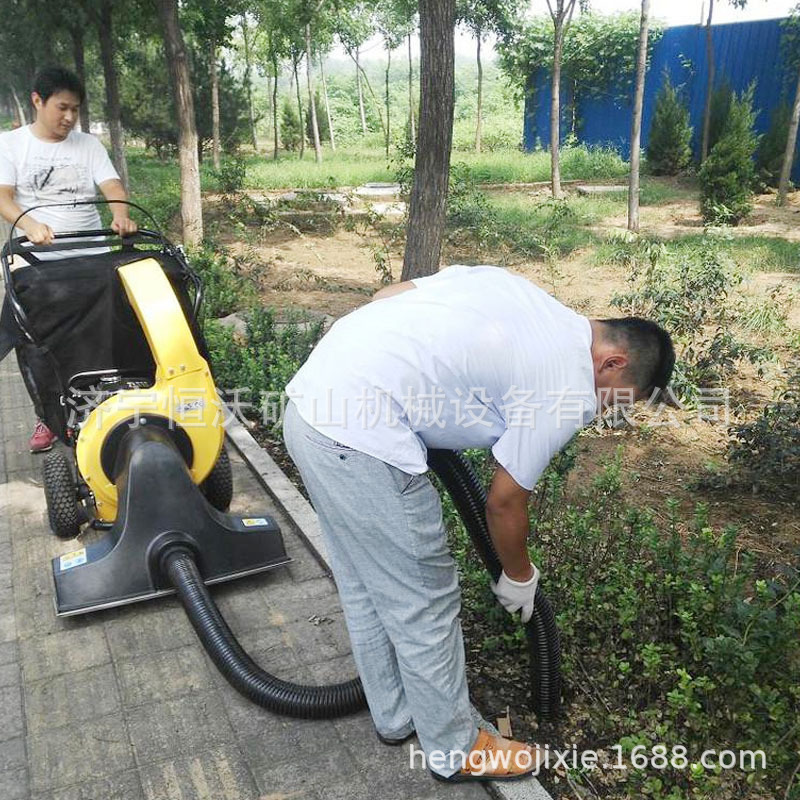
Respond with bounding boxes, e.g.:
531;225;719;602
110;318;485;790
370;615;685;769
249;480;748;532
431;729;539;783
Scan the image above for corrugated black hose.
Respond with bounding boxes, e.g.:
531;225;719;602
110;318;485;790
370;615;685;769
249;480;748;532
162;546;366;719
426;449;562;721
161;449;560;720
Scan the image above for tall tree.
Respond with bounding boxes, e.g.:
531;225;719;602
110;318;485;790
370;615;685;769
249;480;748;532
336;3;376;137
240;14;258;150
319;56;336;150
158;0;203;245
376;2;412;158
407;33;415;143
97;0;130;189
701;0;747;162
778;5;800;205
627;0;651;232
545;0;578;199
68;23;91;132
402;0;456;280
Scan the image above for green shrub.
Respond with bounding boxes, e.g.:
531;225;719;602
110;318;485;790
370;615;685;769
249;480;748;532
699;86;759;225
707;82;733;155
203;307;324;425
728;369;800;497
213;154;247;197
190;246;257;319
305;89;330;144
280;99;303;152
646;74;693;175
609;233;768;399
448;449;800;799
755;104;792;189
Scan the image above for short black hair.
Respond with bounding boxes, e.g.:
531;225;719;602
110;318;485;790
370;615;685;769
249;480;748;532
32;67;85;104
601;317;675;399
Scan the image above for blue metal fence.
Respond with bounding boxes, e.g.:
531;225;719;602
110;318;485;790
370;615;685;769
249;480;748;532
523;17;800;180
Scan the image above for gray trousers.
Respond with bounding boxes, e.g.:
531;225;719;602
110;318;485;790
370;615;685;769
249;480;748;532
283;400;477;776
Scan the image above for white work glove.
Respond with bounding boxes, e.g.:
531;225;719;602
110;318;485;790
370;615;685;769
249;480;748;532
491;566;540;624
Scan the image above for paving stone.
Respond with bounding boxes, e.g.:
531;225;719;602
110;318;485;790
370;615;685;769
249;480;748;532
127;692;236;766
30;769;143;800
104;603;198;660
20;626;110;682
251;746;362;798
139;745;259;800
210;582;273;634
0;661;21;688
0;684;24;743
0;766;28;800
282;613;353;667
13;587;69;641
27;714;133;792
0;735;27;772
24;663;121;735
115;645;214;708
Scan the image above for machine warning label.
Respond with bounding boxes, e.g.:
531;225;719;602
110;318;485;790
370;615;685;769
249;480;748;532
241;518;268;527
59;549;87;571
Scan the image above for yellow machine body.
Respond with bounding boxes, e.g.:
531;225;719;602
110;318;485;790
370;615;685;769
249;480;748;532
76;258;223;522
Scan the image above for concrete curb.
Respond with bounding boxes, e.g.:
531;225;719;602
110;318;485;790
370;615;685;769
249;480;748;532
224;413;556;800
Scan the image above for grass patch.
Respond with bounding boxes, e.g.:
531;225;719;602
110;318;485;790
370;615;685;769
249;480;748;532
670;234;800;274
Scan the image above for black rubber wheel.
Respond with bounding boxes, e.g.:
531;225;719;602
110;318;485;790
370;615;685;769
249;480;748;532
42;451;80;539
201;446;233;511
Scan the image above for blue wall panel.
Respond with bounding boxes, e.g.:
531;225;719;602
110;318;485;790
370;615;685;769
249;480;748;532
523;18;800;180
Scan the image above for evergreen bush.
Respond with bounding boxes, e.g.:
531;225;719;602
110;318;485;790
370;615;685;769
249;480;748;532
646;74;693;175
280;99;303;152
699;86;759;225
756;103;792;189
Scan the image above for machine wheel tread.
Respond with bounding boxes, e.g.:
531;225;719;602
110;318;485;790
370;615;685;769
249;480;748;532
202;446;233;511
42;451;80;539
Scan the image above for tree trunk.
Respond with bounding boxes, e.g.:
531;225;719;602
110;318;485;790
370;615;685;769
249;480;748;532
701;0;715;161
70;26;91;132
385;47;392;157
474;30;482;153
305;24;322;163
777;63;800;205
97;0;129;190
401;0;456;281
356;48;367;135
272;52;279;161
241;16;258;150
407;33;415;143
158;0;203;245
319;57;336;150
10;87;27;126
210;42;221;170
293;59;305;159
550;22;564;199
628;0;650;233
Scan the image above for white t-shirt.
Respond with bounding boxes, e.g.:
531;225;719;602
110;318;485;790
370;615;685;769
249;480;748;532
287;265;597;490
0;125;120;259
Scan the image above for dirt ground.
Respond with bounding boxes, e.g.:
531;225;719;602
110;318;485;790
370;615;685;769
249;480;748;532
210;182;799;565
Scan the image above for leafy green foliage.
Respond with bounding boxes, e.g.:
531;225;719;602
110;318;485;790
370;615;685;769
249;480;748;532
448;448;800;799
189;246;257;319
728;369;800;498
755;104;792;189
646;74;693;176
609;233;768;400
305;89;330;144
706;83;733;156
203;307;324;424
280;98;303;151
498;13;663;135
699;86;759;225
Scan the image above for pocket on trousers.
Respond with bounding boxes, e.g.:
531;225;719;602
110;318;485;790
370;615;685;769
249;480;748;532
303;432;354;455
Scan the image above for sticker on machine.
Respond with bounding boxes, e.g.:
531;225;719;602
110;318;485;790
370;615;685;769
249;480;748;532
59;549;87;571
241;518;268;527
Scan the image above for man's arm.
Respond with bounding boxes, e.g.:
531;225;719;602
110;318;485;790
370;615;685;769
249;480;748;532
486;465;535;581
0;185;55;244
372;280;417;301
98;179;138;236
